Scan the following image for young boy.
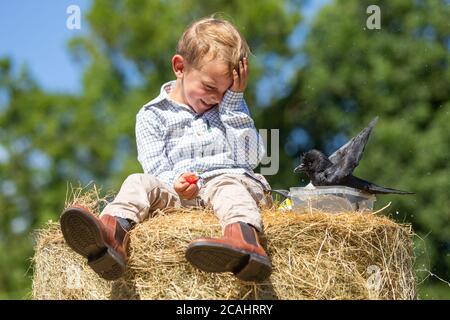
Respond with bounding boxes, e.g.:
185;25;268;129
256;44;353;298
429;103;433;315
60;16;273;283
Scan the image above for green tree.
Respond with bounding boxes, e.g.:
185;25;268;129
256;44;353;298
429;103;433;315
0;0;301;299
2;0;449;299
261;0;450;298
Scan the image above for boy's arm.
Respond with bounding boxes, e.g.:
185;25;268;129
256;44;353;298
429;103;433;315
219;92;265;169
135;108;177;187
219;58;265;169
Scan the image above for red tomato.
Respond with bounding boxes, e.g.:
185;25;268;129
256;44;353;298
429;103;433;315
185;175;199;185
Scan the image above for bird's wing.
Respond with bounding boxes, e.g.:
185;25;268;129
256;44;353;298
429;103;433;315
327;116;379;179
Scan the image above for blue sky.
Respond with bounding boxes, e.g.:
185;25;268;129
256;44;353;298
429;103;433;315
0;0;329;95
0;0;91;94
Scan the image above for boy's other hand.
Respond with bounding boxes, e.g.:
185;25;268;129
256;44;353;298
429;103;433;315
174;172;199;200
230;57;248;93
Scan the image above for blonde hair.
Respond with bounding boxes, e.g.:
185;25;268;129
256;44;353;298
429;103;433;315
176;16;251;74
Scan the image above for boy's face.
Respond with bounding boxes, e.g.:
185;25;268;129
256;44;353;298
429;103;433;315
171;54;233;114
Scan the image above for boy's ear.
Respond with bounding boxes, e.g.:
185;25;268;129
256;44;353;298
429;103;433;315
172;54;185;78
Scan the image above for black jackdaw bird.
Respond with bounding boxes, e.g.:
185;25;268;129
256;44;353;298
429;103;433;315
294;117;414;195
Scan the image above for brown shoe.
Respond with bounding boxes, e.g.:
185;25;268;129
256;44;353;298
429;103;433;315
185;222;272;282
60;205;129;280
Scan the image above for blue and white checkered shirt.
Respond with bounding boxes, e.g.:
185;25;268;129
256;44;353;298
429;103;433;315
136;81;266;187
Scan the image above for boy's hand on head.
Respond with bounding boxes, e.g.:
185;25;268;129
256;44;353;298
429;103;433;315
230;57;248;93
174;172;200;200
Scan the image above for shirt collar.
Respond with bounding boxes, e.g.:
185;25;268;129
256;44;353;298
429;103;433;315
143;81;193;112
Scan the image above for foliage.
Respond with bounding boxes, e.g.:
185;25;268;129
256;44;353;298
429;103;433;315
0;0;448;299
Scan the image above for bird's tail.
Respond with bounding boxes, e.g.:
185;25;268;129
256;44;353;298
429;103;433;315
351;176;415;195
367;184;415;195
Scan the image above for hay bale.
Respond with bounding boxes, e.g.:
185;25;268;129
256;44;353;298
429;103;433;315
32;205;416;300
32;222;139;300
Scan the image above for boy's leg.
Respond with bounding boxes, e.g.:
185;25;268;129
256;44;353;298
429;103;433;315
185;173;273;282
101;173;181;223
60;173;180;280
201;173;272;231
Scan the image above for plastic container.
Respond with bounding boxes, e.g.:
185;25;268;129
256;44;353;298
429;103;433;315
289;186;376;212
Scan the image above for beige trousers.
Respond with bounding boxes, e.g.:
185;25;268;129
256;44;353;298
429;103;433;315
101;173;273;232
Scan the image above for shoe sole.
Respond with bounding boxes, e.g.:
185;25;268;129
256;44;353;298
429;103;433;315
60;207;126;280
185;242;272;282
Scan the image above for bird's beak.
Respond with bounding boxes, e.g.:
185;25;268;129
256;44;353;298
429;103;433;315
294;163;305;173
